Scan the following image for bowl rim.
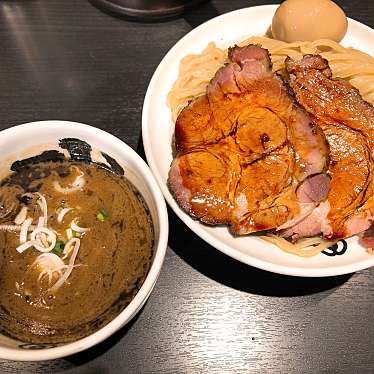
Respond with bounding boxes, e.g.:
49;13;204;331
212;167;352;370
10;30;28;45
0;120;169;361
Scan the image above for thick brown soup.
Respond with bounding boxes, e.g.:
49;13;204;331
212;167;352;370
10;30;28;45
0;161;154;344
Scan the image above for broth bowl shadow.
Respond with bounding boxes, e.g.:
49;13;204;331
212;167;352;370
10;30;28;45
0;307;146;373
64;305;143;367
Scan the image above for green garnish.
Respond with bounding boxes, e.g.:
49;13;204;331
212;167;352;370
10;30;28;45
97;208;109;222
100;208;109;217
53;240;65;255
97;212;105;222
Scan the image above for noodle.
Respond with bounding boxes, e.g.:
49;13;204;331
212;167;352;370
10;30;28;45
167;36;374;257
168;36;374;121
167;42;226;121
261;235;336;258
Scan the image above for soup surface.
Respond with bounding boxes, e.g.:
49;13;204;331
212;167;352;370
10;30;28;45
0;161;154;344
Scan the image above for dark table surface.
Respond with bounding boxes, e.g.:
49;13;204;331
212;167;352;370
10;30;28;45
0;0;373;372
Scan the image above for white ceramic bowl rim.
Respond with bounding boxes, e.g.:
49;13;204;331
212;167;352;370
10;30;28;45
0;120;169;361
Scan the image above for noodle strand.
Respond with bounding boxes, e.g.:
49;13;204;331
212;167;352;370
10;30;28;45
167;36;374;121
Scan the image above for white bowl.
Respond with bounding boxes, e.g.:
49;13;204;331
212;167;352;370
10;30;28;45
142;5;374;277
0;120;168;361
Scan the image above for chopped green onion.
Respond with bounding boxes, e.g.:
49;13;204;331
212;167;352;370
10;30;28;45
100;208;109;217
97;208;109;222
97;213;105;222
53;240;65;255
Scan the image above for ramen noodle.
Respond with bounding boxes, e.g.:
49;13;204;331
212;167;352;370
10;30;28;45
168;36;374;121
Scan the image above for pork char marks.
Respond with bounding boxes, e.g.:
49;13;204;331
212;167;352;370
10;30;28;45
284;55;374;240
168;45;329;235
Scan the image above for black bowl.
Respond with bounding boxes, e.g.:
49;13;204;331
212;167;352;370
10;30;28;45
90;0;208;20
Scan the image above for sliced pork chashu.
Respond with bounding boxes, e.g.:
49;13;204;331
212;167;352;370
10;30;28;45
168;45;329;235
284;55;374;240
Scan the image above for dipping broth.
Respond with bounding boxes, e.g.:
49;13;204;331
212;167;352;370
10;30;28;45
0;161;154;344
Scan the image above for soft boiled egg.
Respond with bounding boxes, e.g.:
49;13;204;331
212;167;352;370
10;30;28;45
271;0;348;43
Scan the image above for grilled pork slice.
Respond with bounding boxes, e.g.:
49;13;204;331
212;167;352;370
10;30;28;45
168;45;329;235
284;55;374;240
